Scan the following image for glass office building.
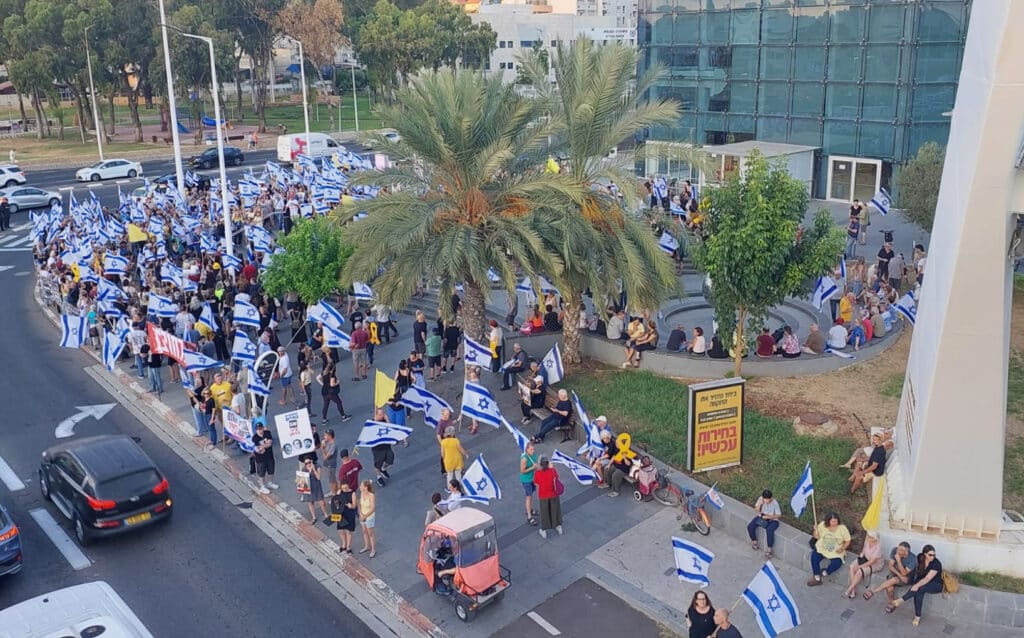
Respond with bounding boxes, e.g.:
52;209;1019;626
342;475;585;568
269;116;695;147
638;0;972;201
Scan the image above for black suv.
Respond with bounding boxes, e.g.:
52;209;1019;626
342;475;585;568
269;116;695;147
154;173;211;192
188;146;244;169
39;435;173;546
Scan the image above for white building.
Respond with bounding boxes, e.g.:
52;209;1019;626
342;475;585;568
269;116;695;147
466;0;638;85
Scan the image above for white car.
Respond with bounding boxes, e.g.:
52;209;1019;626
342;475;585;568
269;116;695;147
75;159;143;182
0;186;61;213
0;164;26;188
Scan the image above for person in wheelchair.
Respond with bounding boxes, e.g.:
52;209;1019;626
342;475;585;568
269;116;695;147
431;539;457;595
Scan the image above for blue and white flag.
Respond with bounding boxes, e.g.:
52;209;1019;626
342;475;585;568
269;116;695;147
60;314;88;348
352;281;375;300
307;300;345;331
97;278;126;301
401;385;452;428
515;277;532;292
672;536;715;588
870;188;891;216
461;454;502;500
572;391;604;458
462;334;493;369
542;343;564;385
894;292;917;326
810;276;838;312
232;299;262;328
147;294;177;318
221;253;242;272
97;299;124;319
706;483;725;510
102;330;125;371
653;176;668;200
184;349;223;373
441;494;490;507
78;265;99;284
538;275;558;295
231;330;258;362
460;381;503;428
486;267;501;283
790;461;814;518
354;420;414;447
838;258;847;281
500;416;530;452
103;254;129;275
246;365;271;397
743;562;801;638
658;231;679;255
551;449;599;485
198;303;218;332
323;324;351;351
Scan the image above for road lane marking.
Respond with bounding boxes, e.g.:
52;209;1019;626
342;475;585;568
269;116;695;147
527;611;562;636
15;271;30;276
0;234;21;246
115;179;130;184
59;187;73;191
29;508;92;570
0;454;26;491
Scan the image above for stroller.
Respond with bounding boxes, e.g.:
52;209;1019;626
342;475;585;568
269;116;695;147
632;455;664;501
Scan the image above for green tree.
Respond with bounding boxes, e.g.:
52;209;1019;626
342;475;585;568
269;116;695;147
896;141;944;232
262;216;353;304
518;38;681;365
338;69;576;343
689;151;844;376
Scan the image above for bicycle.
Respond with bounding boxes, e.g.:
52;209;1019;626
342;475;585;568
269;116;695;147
653;479;712;535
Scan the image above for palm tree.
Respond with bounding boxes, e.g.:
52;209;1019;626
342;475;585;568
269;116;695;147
337;68;579;343
517;38;683;365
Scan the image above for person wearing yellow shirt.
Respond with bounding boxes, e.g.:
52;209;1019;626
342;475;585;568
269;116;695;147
838;292;855;324
439;426;468;484
209;371;234;411
807;512;851;586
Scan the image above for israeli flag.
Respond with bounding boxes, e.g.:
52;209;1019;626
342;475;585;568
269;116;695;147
672;536;715;588
894;292;917;326
653;176;668;200
442;494;490;507
461;454;502;500
551;449;599;485
247;365;271;397
870;188;891;216
542;343;564;385
198;303;218;332
323;324;352;351
102;331;125;371
232;299;262;328
515;277;532;292
97;299;124;319
222;253;242;272
790;461;814;518
742;562;801;638
572;391;603;458
78;265;99;284
160;262;183;287
200;234;218;254
354;420;414;447
98;278;126;301
147;218;164;236
103;254;129;275
231;330;258;362
658;231;679;255
538;275;558;295
352;281;375;300
60;315;88;349
500;416;530;452
148;294;177;318
400;386;452;428
460;381;503;429
810;276;838;312
487;267;501;283
838;258;847;281
706;483;725;510
184;349;222;372
462;335;493;368
307;300;345;331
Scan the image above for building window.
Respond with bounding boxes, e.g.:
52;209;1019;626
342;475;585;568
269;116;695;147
499;62;506;69
551;40;557;47
499;41;506;48
507;41;514;48
707;46;732;70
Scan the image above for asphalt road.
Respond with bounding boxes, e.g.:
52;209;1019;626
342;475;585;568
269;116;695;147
0;249;370;635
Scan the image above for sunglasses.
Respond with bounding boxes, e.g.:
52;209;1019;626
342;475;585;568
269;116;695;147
926;552;936;557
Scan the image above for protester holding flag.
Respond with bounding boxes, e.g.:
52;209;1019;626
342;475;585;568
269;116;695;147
807;512;851;586
532;456;563;538
520;441;540;526
370;408;396;487
712;609;742;638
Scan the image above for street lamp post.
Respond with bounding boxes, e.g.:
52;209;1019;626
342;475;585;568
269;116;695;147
158;0;185;193
178;32;232;257
83;26;104;161
350;65;359;132
295;39;311;157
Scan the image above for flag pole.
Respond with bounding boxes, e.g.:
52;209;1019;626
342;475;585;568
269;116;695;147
731;594;743;611
810;489;819;529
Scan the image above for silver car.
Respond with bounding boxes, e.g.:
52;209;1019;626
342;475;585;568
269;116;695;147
0;186;61;213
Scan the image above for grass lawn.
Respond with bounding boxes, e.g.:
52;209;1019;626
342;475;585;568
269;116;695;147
564;367;860;535
959;571;1024;595
220;99;381;134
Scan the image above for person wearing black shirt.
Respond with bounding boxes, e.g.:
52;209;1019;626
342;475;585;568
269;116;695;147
877;241;895;281
441;321;461;373
412;311;428;354
533;389;572;443
850;433;888;493
542;305;562;332
144;346;164;396
0;197;10;231
251;422;277;493
519;376;546;424
500;342;528;390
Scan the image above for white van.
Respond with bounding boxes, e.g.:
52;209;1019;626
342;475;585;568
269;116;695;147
276;132;344;164
0;581;154;638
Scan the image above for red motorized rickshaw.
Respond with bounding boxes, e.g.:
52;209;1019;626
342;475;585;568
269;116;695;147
416;508;511;622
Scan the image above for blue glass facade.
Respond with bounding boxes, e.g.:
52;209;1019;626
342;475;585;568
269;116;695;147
638;0;972;199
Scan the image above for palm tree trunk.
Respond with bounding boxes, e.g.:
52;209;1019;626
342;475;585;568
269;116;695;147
32;90;46;139
561;290;583;366
461;280;488;343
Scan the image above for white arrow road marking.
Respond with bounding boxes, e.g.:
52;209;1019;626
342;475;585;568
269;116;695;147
0;454;25;491
29;508;92;570
55;403;116;438
0;265;14;273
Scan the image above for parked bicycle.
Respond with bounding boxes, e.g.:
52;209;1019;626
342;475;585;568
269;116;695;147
653;478;713;535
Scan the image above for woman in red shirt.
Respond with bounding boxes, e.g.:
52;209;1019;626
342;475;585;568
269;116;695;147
532;456;563;538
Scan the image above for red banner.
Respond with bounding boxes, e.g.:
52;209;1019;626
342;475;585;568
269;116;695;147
146;323;195;366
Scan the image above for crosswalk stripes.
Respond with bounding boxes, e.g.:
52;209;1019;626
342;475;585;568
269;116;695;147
0;232;34;251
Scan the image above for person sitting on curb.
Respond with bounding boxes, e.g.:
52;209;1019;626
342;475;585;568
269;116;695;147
754;327;776;358
848;432;887;493
598;439;632;497
807;512;851;586
802;323;825;355
864;541;916;602
827;318;849;350
844;529;883;599
747;489;782;558
884;544;944;627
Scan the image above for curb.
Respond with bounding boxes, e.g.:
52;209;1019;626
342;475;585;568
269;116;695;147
32;284;446;638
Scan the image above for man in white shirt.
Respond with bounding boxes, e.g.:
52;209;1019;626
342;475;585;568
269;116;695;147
606;310;626;340
371;302;394;343
276;346;294;406
827;319;849;350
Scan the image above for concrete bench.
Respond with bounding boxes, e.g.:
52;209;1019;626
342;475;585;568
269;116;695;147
517;372;576;443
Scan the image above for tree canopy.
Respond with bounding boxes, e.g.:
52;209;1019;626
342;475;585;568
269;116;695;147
896;141;945;232
262;216;353;304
